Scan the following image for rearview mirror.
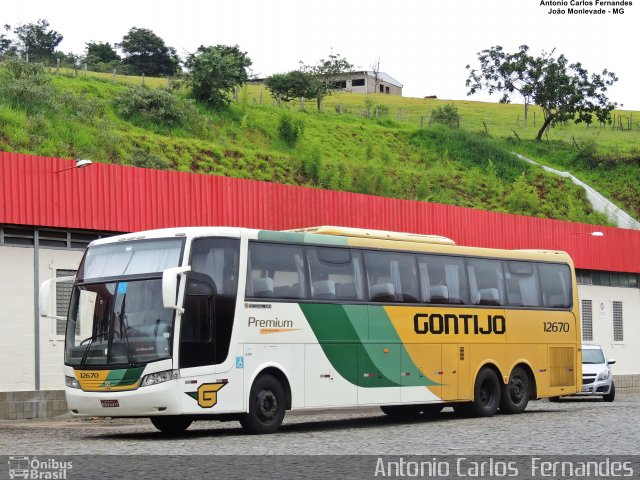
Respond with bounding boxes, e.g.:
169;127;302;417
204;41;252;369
162;266;191;312
185;272;217;297
39;276;75;318
607;359;616;365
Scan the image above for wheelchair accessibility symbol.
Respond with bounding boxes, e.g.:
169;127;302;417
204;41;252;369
236;356;244;369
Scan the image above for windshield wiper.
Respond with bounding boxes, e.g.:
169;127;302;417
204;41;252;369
115;290;135;367
79;332;108;366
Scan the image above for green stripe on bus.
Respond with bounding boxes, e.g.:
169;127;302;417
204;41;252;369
257;231;348;246
105;367;144;386
300;304;438;388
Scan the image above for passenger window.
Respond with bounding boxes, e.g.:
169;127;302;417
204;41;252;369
246;243;307;299
364;251;419;303
467;258;505;306
538;263;571;308
418;255;468;304
306;247;364;301
505;261;541;307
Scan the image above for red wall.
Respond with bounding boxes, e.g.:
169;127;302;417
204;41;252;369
2;151;639;272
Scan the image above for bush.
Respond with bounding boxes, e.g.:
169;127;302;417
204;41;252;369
0;60;54;113
505;173;540;214
431;103;461;128
278;112;305;147
114;86;185;127
573;139;600;169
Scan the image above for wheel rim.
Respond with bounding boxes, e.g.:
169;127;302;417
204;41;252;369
479;379;496;406
509;376;525;404
256;389;278;422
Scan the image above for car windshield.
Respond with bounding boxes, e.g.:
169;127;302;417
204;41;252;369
582;348;605;364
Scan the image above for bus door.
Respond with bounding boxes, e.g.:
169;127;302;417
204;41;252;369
178;238;241;414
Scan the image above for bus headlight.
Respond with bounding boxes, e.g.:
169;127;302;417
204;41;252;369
141;370;179;387
597;370;610;381
65;376;80;389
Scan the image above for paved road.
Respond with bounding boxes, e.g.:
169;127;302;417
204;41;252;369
1;391;639;456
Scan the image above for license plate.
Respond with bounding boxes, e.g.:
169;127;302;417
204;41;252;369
101;399;119;408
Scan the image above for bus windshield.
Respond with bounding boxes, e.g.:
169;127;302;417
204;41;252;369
66;238;184;367
65;278;174;367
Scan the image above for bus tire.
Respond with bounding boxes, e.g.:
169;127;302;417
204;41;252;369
150;416;192;435
500;366;530;414
603;382;615;402
470;367;501;417
240;374;286;434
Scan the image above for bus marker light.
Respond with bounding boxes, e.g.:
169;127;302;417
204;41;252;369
216;379;229;384
383;348;389;353
185;380;197;384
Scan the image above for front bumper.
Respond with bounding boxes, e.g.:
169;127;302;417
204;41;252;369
65;379;182;417
574;379;612;396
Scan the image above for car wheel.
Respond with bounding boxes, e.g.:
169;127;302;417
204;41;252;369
240;374;286;434
603;382;615;402
500;366;530;414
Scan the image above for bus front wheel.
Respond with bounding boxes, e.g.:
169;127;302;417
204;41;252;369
150;416;192;435
240;374;286;434
500;366;530;414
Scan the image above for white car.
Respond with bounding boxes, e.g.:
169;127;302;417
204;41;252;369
577;344;616;402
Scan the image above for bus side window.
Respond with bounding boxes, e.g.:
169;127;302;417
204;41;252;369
418;255;468;305
306;246;364;301
246;243;307;299
505;261;541;307
363;251;419;303
467;258;505;306
538;263;571;308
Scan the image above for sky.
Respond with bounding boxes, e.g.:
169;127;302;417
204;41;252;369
3;0;639;109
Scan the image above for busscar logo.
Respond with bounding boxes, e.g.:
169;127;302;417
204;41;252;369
8;457;73;479
414;312;506;335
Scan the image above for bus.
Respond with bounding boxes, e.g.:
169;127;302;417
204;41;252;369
40;225;581;434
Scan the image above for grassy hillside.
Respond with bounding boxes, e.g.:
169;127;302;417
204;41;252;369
2;63;637;226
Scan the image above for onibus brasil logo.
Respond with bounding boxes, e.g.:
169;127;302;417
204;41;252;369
7;457;72;479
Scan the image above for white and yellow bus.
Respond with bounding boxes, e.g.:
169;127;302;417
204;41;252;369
40;226;581;434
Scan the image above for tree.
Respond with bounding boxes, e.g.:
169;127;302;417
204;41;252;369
0;24;16;57
370;58;381;94
85;41;120;65
300;52;353;111
185;44;252;109
264;70;314;105
466;45;618;141
13;19;63;64
119;27;179;76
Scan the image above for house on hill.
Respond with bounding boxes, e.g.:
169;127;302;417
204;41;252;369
334;71;403;96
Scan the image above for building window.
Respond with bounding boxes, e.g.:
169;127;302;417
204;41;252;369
0;224;114;250
352;78;365;87
581;300;593;341
56;269;77;335
612;301;623;341
379;84;384;93
575;269;639;289
385;86;390;94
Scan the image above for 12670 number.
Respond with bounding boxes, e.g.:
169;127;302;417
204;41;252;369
543;322;569;333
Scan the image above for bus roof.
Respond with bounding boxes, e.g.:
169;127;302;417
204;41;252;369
288;226;456;245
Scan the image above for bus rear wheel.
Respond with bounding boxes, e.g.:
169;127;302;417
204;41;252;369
240;374;286;434
500;366;530;414
458;368;500;417
150;416;192;435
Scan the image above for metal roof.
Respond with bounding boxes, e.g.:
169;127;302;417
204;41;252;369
1;151;639;273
